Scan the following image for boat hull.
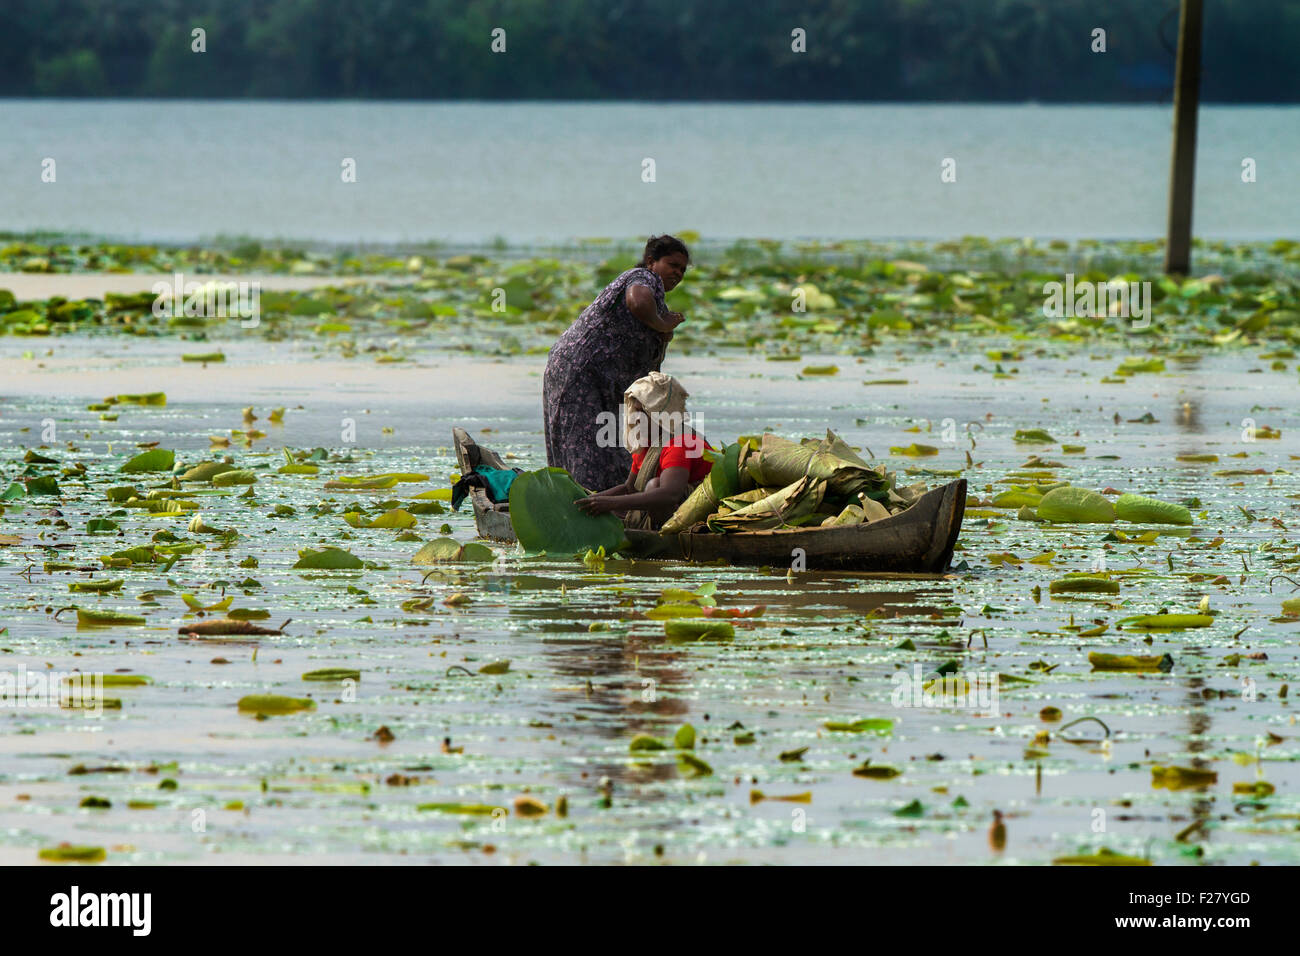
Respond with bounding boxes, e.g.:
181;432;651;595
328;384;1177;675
453;428;965;573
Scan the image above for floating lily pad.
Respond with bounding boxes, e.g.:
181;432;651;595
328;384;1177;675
1114;493;1193;525
293;547;363;570
663;620;735;641
411;537;495;564
417;803;505;815
824;718;893;733
68;578;124;593
237;695;316;715
1036;487;1114;524
1054;848;1150;866
302;668;361;681
1117;614;1212;630
1089;651;1174;671
1050;576;1119;595
120;449;175;473
1152;765;1217;789
39;845;106;863
76;608;146;626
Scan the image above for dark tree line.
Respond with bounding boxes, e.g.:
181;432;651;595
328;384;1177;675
1;0;1295;102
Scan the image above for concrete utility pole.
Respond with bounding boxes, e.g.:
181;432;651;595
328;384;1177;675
1164;0;1205;275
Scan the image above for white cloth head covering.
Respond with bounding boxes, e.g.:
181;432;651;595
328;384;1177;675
623;372;690;452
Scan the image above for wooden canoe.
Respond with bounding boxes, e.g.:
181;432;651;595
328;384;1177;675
452;428;965;573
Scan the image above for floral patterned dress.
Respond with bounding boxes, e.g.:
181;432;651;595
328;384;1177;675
544;267;671;491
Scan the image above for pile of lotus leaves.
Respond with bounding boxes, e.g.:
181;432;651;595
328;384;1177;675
662;431;925;534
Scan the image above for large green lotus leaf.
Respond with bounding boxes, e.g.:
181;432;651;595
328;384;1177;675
1036;486;1114;523
103;545;157;565
508;468;626;555
460;542;496;562
68;577;124;592
412;537;463;563
212;469;256;486
368;508;417;529
992;486;1043;508
26;475;60;495
411;537;495;564
1114;493;1192;525
121;449;175;473
708;442;742;499
293;546;363;569
179;461;237;482
76;608;146;626
1049;576;1119;595
1088;651;1174;671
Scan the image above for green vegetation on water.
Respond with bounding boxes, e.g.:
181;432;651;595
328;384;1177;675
2;236;1298;865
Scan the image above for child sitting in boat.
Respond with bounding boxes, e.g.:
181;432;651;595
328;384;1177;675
576;372;712;529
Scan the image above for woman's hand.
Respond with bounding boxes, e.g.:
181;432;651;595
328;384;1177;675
576;495;619;516
657;311;683;343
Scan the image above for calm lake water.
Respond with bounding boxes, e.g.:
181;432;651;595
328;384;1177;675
0;100;1295;244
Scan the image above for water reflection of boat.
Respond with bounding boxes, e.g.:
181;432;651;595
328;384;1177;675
454;428;965;574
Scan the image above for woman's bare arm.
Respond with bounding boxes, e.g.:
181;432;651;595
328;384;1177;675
577;467;689;515
626;284;682;334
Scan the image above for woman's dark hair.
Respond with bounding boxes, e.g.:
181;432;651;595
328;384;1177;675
640;234;690;267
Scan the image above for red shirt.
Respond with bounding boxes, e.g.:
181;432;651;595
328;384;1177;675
631;434;713;484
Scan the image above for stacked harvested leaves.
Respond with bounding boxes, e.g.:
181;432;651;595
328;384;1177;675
661;430;925;534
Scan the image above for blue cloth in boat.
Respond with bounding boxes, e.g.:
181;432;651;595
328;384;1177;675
451;465;520;511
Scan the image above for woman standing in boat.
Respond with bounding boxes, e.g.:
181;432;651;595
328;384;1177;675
543;234;690;490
